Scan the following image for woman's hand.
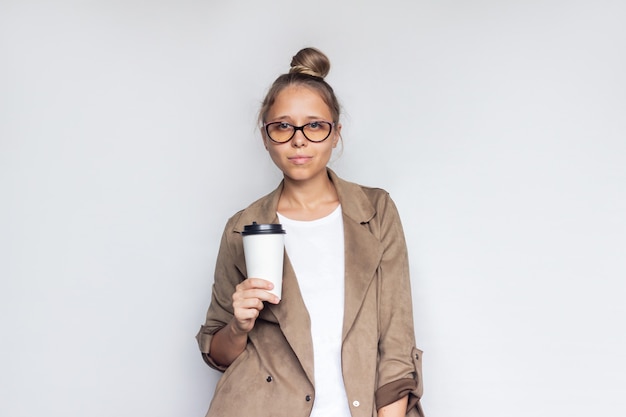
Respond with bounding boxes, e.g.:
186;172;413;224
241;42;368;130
231;278;280;334
209;278;279;367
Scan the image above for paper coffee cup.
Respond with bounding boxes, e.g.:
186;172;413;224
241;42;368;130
241;222;286;299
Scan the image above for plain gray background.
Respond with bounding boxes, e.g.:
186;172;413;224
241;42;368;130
1;1;625;416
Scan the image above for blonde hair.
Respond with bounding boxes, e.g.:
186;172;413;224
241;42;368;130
258;47;341;125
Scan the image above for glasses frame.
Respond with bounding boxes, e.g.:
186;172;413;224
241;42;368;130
263;121;335;144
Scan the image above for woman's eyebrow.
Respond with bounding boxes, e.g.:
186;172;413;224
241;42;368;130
269;115;327;122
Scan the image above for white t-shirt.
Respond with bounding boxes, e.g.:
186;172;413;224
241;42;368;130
277;205;351;417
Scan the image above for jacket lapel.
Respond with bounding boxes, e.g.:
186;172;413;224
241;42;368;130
342;216;382;340
233;181;315;385
329;170;382;341
268;257;315;384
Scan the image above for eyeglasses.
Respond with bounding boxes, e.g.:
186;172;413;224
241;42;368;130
264;121;334;144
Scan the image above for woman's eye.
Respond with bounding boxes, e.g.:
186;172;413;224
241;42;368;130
309;121;321;129
278;123;291;130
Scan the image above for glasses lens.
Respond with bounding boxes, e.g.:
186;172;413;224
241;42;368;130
303;121;332;142
266;122;294;143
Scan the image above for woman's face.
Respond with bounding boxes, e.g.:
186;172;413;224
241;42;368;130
263;85;341;183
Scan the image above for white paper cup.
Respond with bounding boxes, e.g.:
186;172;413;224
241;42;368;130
242;222;286;300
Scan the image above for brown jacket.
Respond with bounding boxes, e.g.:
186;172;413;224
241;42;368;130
197;170;424;417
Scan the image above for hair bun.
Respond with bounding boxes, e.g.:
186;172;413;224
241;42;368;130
289;47;330;79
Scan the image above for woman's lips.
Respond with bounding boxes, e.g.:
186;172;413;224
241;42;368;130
288;156;312;165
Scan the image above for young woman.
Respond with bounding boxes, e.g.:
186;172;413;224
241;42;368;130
197;47;424;417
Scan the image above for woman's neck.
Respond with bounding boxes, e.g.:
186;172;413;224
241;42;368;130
278;171;339;221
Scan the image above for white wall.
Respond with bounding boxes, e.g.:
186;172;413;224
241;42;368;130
1;1;624;416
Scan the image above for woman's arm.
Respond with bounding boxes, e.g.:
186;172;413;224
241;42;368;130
209;277;278;367
197;219;277;369
208;319;248;367
373;193;424;414
378;395;408;417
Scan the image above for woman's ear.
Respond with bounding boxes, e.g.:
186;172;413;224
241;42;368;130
333;123;342;147
260;128;269;150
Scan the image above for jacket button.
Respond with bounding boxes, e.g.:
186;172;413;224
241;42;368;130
266;376;273;382
415;353;420;360
353;400;360;407
305;395;311;402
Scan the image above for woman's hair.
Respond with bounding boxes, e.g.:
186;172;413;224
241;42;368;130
258;47;341;125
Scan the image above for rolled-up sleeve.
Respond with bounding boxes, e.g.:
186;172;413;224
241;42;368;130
196;216;245;372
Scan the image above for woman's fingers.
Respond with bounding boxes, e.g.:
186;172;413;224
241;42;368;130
233;295;265;313
231;278;280;334
234;278;279;304
236;277;274;292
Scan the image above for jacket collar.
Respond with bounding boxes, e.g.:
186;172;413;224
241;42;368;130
232;168;376;232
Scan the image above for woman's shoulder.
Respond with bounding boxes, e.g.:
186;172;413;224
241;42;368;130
331;171;392;205
358;183;391;201
329;170;403;227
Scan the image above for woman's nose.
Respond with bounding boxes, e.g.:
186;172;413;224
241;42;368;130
291;130;308;147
